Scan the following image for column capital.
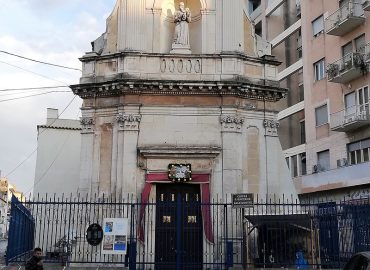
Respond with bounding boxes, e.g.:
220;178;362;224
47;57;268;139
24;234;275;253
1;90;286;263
263;119;280;137
220;114;245;133
80;117;95;133
116;113;142;131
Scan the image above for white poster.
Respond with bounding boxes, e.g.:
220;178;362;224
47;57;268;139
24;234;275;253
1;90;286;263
102;218;129;255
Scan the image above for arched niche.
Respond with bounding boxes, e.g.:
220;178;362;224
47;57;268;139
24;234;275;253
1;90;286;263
157;0;204;53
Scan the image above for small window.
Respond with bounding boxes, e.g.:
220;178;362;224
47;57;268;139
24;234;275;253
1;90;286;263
342;42;353;57
312;15;324;37
299;84;304;102
355;34;366;52
300;153;307;175
348;138;370;165
292;155;298;177
315;104;328;126
317;150;330;171
300;120;306;144
314;58;326;81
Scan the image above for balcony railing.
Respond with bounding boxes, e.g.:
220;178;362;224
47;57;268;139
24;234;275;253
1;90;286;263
363;0;370;11
330;104;370;132
325;1;365;36
327;52;366;83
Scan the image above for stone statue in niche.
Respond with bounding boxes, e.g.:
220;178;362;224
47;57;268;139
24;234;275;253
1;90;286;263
171;2;192;54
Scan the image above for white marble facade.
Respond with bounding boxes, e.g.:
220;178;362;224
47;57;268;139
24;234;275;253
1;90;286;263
72;0;298;201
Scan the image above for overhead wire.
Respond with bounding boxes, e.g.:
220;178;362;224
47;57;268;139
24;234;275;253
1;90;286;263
0;85;68;92
25;108;81;195
4;95;78;178
0;60;70;85
0;91;71;103
0;50;82;72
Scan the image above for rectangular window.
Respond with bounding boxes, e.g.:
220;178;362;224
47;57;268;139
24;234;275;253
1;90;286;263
312;15;324;37
315;104;328;126
342;42;353;57
345;92;356;118
355;34;366;52
299;84;304;101
348;138;370;165
300;120;306;144
285;157;290;168
300;153;307;175
314;58;326;81
317;150;330;171
291;155;298;177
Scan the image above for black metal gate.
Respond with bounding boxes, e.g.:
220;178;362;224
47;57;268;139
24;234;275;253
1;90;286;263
155;184;203;270
6;193;370;269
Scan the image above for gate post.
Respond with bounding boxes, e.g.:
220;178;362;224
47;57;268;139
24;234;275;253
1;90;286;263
129;203;137;270
176;195;182;269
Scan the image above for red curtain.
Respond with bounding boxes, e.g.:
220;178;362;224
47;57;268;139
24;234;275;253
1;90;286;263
138;173;214;244
138;182;152;243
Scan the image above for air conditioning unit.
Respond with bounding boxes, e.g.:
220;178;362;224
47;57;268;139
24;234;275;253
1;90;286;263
337;158;348;167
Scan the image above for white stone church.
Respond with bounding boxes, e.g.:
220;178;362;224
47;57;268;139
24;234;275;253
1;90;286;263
34;0;298;201
30;1;304;268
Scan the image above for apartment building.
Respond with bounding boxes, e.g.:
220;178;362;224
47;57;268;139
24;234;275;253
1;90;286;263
248;0;370;201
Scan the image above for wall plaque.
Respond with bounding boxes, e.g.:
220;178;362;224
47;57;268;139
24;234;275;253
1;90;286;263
168;164;192;182
86;223;103;246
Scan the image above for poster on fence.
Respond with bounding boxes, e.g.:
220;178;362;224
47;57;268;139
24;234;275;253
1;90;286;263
101;218;128;255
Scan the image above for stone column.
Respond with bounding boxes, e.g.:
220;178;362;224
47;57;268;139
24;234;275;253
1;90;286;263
220;114;245;197
78;116;95;196
116;112;142;196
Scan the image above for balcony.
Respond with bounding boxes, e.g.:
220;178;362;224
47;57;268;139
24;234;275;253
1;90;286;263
363;0;370;11
330;104;370;132
298;161;370;194
325;1;365;36
327;52;366;83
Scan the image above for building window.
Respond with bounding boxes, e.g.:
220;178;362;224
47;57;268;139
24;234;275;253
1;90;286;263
314;58;326;81
317;150;330;171
312;15;324;37
355;34;366;52
300;120;306;144
292;155;298;177
348;138;370;165
315;104;328;126
300;153;307;175
342;41;353;57
299;84;304;101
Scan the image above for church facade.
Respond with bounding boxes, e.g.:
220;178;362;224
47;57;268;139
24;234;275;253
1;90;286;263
71;0;297;202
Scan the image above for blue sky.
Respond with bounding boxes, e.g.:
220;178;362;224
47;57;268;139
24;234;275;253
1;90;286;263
0;0;116;195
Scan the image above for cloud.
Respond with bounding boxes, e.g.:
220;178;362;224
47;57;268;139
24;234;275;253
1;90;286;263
0;0;116;194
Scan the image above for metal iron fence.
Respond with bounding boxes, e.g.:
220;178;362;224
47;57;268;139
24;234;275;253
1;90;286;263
6;194;370;269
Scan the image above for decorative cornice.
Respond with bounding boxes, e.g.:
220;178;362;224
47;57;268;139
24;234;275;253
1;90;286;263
220;115;245;132
71;80;287;102
138;146;221;158
263;119;280;137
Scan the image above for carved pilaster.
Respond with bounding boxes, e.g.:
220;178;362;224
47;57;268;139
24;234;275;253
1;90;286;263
263;119;280;137
80;117;95;133
220;115;245;133
116;113;142;131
